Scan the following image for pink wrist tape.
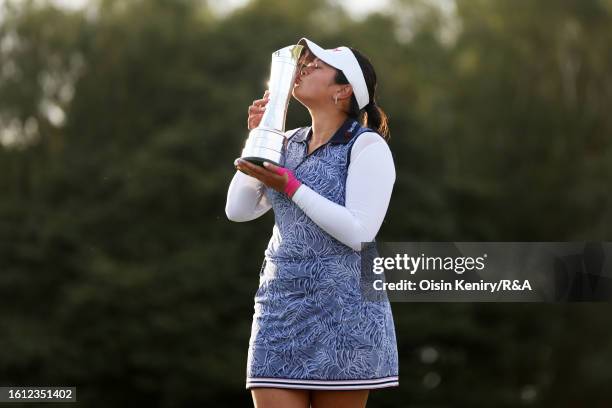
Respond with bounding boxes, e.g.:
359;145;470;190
274;167;302;198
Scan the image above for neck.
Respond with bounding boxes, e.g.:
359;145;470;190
307;107;348;144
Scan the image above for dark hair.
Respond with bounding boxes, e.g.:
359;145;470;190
334;48;390;142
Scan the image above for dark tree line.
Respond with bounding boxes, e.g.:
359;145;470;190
1;0;611;406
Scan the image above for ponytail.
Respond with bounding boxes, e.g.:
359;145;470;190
363;100;390;142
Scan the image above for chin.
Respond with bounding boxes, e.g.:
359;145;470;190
292;88;316;109
292;88;304;102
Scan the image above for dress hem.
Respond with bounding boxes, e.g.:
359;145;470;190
246;375;399;390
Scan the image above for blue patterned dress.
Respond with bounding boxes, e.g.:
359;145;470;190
246;118;399;391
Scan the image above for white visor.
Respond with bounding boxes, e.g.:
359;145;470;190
297;37;370;110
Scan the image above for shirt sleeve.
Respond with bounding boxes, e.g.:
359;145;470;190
225;128;300;222
290;132;396;251
225;170;272;222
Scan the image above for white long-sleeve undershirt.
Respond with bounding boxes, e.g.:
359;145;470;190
225;129;396;251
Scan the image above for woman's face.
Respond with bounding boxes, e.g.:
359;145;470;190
292;49;340;108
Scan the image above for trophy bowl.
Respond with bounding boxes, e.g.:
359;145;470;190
240;43;304;168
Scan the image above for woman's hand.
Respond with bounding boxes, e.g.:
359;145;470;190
234;159;302;198
247;90;269;130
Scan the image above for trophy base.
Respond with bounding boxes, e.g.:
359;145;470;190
241;156;282;168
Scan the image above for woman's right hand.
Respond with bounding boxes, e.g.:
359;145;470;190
247;90;270;130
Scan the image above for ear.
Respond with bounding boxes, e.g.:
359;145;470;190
336;84;353;102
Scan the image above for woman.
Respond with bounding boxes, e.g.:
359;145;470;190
225;37;399;408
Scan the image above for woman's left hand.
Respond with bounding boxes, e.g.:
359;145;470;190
234;158;290;194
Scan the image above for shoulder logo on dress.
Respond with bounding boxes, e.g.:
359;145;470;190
344;121;359;141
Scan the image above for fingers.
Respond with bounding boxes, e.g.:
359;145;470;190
236;159;279;179
235;159;290;194
253;91;270;107
249;96;268;112
252;98;268;108
247;111;264;130
248;104;266;115
262;161;280;174
235;159;256;178
250;106;266;117
247;90;270;130
238;159;268;178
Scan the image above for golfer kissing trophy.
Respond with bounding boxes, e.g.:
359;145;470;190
240;43;304;168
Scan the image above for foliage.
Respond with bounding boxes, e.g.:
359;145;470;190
1;0;611;406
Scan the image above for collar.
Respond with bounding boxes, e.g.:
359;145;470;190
292;118;360;144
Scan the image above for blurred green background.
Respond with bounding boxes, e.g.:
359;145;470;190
1;0;612;406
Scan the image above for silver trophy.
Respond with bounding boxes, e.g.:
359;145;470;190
240;43;304;167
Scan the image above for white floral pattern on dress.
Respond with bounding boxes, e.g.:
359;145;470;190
246;119;399;390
